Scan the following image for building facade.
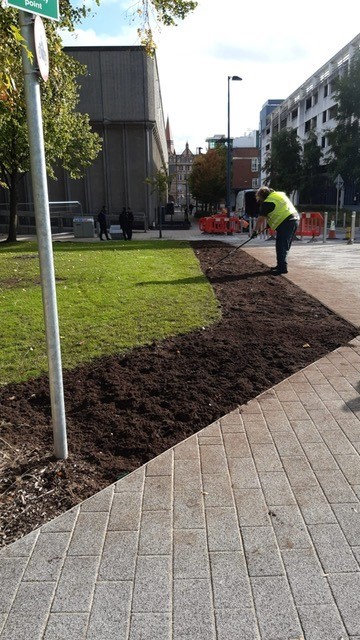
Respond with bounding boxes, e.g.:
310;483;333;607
232;130;260;195
260;34;360;204
0;46;168;232
166;120;197;208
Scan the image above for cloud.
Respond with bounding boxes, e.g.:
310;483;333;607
62;0;360;152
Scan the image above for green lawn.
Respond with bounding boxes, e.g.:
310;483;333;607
0;240;221;385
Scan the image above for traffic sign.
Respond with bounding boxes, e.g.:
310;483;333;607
34;16;49;81
334;174;344;189
7;0;59;21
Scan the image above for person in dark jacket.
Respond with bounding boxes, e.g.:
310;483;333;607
126;207;134;240
97;206;109;241
119;207;134;240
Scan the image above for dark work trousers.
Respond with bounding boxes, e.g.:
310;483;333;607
99;224;109;240
275;217;299;271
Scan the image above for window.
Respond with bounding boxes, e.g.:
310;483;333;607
321;136;326;148
252;178;259;189
313;92;318;105
324;84;328;98
265;143;270;151
329;104;338;120
266;127;270;135
305;96;312;110
280;118;287;130
291;108;298;120
311;116;317;129
251;158;259;172
322;110;327;123
304;119;311;133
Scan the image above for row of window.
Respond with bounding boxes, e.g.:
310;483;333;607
305;79;338;110
304;104;338;131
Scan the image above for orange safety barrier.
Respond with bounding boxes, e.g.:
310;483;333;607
298;212;324;238
199;214;248;235
198;217;208;232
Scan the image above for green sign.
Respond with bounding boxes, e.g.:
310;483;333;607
7;0;59;21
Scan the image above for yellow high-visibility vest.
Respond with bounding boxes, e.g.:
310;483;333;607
265;192;298;230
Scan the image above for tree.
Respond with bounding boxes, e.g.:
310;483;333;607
136;0;198;54
188;148;226;210
145;166;170;237
262;129;302;195
326;52;360;183
0;0;198;242
299;130;323;204
0;9;103;242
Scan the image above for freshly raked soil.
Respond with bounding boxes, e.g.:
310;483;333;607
0;240;357;547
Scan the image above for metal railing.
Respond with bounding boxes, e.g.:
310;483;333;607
0;201;83;234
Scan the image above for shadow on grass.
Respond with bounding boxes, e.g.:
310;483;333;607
136;275;206;286
0;240;199;254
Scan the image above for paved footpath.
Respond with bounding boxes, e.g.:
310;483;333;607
1;236;360;639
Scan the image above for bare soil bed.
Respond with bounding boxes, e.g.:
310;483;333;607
0;240;357;548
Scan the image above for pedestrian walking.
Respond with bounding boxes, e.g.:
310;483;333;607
252;187;299;275
119;207;134;240
97;206;109;241
126;207;134;240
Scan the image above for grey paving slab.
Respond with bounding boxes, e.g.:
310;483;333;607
251;575;302;639
233;487;270;527
173;578;216;640
132;555;172;613
209;550;253;609
214;608;260;640
0;582;56;640
281;548;333;605
43;613;89;640
86;582;132;640
297;603;348;640
308;523;359;573
173;529;210;579
129;613;171;640
0;557;28;613
327;572;360;636
241;526;284;577
2;240;360;639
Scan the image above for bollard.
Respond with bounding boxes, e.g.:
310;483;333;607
348;211;356;244
323;211;328;243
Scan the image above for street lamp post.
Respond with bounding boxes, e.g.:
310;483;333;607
227;75;242;214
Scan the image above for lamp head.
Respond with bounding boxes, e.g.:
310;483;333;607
231;75;242;81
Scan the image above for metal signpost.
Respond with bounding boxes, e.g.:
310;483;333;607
334;173;344;226
6;2;67;458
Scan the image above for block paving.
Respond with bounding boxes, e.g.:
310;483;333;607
1;234;360;639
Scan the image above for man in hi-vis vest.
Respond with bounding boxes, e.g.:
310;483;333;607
252;187;299;275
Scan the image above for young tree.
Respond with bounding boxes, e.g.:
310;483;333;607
327;52;360;183
188;148;226;210
145;166;170;237
299;130;323;204
262;129;302;195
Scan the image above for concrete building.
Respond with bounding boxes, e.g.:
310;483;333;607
0;46;168;233
260;33;360;204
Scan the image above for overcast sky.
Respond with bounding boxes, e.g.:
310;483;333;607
62;0;360;153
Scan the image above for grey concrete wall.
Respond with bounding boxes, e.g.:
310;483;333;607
0;47;168;233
